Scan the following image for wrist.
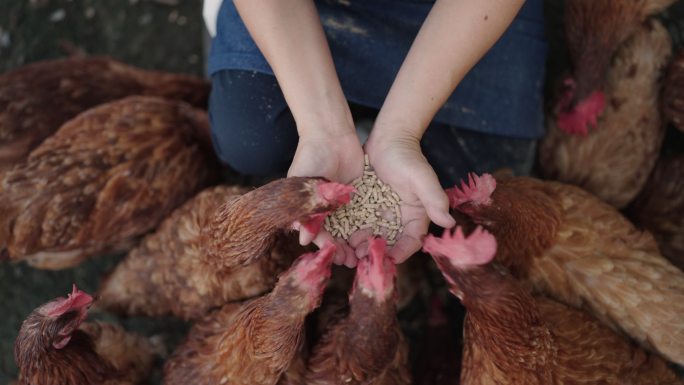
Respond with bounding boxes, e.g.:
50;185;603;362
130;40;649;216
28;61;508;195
366;120;421;156
296;111;355;140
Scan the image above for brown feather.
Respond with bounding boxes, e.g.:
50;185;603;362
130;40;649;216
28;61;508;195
305;271;410;384
542;19;672;208
0;96;217;269
164;249;332;385
436;262;684;385
98;185;305;320
562;0;674;102
628;154;684;270
201;177;343;270
15;305;155;385
453;175;684;365
0;56;210;171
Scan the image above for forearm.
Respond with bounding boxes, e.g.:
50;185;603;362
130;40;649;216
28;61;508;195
234;0;353;136
372;0;525;140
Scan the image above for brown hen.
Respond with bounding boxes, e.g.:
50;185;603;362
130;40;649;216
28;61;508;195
628;154;684;270
201;176;355;270
541;19;672;208
0;56;210;171
424;227;684;385
14;286;157;385
163;244;336;385
447;173;684;366
0;96;217;269
98;185;306;320
555;0;675;134
305;238;411;385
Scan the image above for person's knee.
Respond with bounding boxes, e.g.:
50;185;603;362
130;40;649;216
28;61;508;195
208;125;296;176
208;70;298;176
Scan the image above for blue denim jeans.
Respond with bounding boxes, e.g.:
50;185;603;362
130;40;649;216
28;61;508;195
209;69;537;186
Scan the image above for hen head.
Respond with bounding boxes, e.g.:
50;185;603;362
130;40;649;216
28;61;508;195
37;285;93;350
423;226;497;299
554;77;606;136
355;237;396;301
291;242;336;310
298;181;356;235
15;284;93;360
446;172;498;225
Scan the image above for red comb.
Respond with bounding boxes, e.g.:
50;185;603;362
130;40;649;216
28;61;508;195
300;212;329;236
45;284;94;317
557;90;605;136
317;181;355;206
422;226;497;267
445;173;496;208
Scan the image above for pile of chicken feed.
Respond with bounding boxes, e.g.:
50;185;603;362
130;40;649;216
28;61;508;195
324;155;404;245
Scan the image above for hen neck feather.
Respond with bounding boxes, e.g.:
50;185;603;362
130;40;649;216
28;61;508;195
564;0;644;101
454;265;555;371
341;292;400;378
476;181;561;277
15;316;116;385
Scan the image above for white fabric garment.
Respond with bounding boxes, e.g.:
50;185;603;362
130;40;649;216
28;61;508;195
203;0;224;37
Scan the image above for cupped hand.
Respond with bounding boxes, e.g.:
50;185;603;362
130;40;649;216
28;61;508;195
350;132;455;263
288;129;365;267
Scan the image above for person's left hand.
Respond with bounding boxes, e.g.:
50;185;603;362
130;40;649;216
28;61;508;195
349;131;455;263
288;129;365;267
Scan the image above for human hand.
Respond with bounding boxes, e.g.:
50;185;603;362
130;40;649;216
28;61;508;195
288;129;365;267
350;131;455;263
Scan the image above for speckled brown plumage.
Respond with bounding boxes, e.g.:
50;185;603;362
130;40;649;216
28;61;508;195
305;261;411;385
542;20;672;208
0;56;210;171
15;304;156;385
663;50;684;132
452;175;684;366
201;177;344;270
163;247;334;385
437;262;684;385
98;185;306;321
628;154;684;270
562;0;674;103
0;96;217;269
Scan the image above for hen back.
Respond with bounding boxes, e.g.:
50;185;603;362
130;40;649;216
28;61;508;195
305;240;411;385
99;185;304;320
0;56;210;171
461;267;683;385
449;174;684;366
628;154;684;270
164;245;335;385
201;177;354;270
541;19;672;208
0;96;217;269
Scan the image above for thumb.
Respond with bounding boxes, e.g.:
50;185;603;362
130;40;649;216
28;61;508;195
412;169;456;229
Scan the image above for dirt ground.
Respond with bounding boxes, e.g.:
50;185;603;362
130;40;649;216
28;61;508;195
1;0;684;383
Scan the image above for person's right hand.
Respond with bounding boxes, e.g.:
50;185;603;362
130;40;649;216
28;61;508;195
288;128;365;267
349;128;455;264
